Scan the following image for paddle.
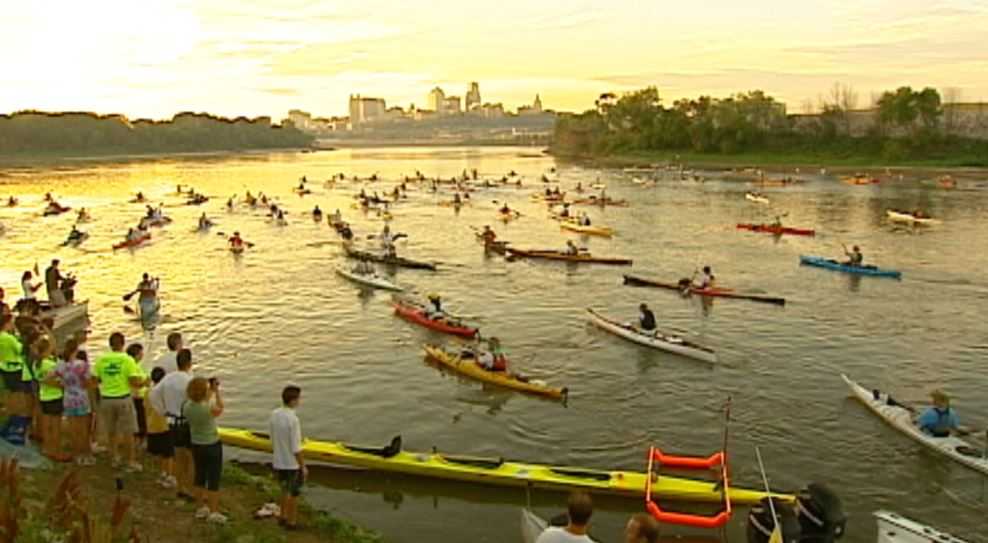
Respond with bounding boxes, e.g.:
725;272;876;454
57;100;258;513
215;232;255;248
755;446;784;543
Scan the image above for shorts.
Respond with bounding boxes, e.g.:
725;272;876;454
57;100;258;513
0;369;30;393
65;405;91;417
191;441;223;492
133;398;147;437
40;398;64;416
147;431;175;458
171;422;191;449
99;396;137;438
276;469;303;497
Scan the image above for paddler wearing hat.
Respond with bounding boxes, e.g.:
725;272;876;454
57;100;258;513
916;390;964;437
425;293;445;320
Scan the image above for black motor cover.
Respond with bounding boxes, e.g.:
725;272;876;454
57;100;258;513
796;483;846;543
746;497;801;543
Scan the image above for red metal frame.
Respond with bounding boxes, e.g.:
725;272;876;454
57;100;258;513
644;446;732;528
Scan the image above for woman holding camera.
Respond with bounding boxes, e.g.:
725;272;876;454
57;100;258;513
182;376;225;524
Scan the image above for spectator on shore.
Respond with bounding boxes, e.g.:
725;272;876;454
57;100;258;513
54;337;95;465
0;313;29;441
623;514;659;543
93;332;146;472
183;376;226;523
270;385;306;530
535;491;594;543
35;335;67;461
145;367;176;488
150;348;195;498
127;344;149;454
155;332;182;374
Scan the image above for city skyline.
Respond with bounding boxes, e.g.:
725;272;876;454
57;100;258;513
3;0;988;120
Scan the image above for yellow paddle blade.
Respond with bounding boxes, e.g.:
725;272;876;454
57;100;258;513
768;525;783;543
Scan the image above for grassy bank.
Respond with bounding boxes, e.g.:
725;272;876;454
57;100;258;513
8;457;380;543
550;149;988;172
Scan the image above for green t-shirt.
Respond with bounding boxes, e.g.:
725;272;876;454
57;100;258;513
0;332;24;372
182;400;219;445
93;351;140;398
37;356;63;402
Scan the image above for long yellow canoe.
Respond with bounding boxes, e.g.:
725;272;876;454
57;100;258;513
559;221;615;237
218;427;792;504
423;345;567;400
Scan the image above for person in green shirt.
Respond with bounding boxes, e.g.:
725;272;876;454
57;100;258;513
0;314;29;420
35;336;67;461
93;332;147;471
183;376;226;524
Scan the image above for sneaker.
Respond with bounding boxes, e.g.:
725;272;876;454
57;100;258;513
158;476;176;489
195;506;210;520
207;512;228;524
166;475;178;488
91;443;108;454
126;462;144;473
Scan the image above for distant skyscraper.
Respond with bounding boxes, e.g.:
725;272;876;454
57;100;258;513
465;82;481;111
533;94;543;112
349;94;387;125
428;87;446;113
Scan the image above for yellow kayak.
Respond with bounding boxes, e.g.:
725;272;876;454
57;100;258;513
423;345;567;400
559;220;615;237
217;427;792;504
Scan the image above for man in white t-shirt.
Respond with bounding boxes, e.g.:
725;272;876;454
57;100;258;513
149;348;194;497
153;332;182;374
536;492;595;543
270;385;306;530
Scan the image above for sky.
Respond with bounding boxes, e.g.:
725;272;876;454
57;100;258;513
2;0;987;120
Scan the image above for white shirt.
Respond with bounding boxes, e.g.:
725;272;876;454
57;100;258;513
154;350;178;375
21;278;35;300
149;370;193;418
535;528;594;543
269;406;302;470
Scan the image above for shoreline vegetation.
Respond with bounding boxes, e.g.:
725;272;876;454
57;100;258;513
6;454;381;543
0;111;315;160
550;85;988;170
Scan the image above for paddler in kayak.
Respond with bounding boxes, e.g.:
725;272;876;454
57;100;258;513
480;225;497;245
226;197;234;211
499;203;514;216
197;213;213;231
425;294;447;320
228;231;246;250
575;181;584;193
7;196;17;207
66;225;87;244
578;213;591;227
565;240;580;256
694;266;715;289
638;303;656;332
842;245;863;267
312;205;322;220
452;193;462;206
134;192;146;203
475;337;508;372
917;390;967;437
76;208;91;222
558;203;571;219
135;273;160;328
330;209;343;225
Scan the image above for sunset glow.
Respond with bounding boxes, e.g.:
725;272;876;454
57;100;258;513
3;0;987;119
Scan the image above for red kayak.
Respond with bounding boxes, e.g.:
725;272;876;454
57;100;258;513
393;302;478;338
112;233;151;250
736;223;815;237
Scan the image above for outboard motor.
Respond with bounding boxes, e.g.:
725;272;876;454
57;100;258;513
746;497;801;543
795;483;846;543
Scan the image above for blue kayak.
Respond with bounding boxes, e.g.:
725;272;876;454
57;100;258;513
799;255;902;278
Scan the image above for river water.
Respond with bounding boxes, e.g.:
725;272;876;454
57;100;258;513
2;147;987;542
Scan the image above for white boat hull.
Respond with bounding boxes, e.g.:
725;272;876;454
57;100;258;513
745;193;770;204
40;300;88;330
885;210;940;225
335;267;403;292
875;510;967;543
842;374;988;476
587;309;717;363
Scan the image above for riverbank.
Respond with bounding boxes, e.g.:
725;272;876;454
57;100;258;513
11;456;380;543
550;149;988;172
0;146;320;169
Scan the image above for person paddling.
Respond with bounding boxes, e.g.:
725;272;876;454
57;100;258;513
638;303;656;332
480;225;497;246
228;231;246;250
426;294;445;320
475;337;507;372
198;213;212;230
842;245;863;267
312;205;322;219
135;274;160;329
917;390;965;437
694;266;715;289
565;240;580;256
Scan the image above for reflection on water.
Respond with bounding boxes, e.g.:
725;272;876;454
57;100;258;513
2;147;987;542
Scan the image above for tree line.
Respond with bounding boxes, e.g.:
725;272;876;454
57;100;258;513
0;111;314;156
553;85;988;164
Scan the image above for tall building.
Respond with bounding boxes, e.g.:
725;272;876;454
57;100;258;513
443;96;462;115
428;87;446;113
349;94;387;125
465;82;481;111
519;94;546;116
533;94;543;113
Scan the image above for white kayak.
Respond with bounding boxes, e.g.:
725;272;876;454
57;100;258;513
520;509;547;543
842;374;988;476
335;267;403;292
745;192;770;204
886;210;940;226
587;309;717;363
875;510;968;543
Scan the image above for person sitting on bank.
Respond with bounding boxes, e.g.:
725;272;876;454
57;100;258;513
917;389;965;437
842;244;863;267
536;491;595;543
